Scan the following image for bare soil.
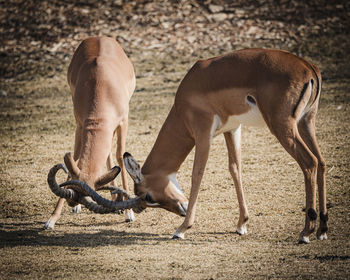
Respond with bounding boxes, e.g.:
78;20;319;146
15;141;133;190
0;1;349;279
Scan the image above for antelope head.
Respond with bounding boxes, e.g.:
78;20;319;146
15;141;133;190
123;152;188;217
47;152;121;207
47;152;188;216
63;152;120;191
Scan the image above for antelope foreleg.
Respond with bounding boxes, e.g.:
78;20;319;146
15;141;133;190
44;198;65;229
224;127;249;235
117;120;135;222
173;122;211;239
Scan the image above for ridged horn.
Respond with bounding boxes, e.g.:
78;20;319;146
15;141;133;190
98;185;132;199
78;196;121;214
64;152;80;177
47;164;80;201
47;164;128;214
60;180;142;210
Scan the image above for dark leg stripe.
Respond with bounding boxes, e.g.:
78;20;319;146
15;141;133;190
320;212;329;222
307;208;317;221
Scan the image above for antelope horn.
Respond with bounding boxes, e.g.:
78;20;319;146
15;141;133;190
98;185;132;199
47;164;80;201
64;152;80;177
60;180;142;211
78;196;122;214
48;164;126;214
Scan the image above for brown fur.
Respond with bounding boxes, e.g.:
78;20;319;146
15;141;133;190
45;37;135;229
125;49;327;242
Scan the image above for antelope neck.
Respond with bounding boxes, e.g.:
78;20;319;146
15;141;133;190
78;124;113;180
141;106;194;176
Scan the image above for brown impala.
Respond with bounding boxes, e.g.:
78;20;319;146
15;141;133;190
51;48;328;243
45;37;136;229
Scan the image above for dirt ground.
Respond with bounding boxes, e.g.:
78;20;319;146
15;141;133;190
1;1;350;279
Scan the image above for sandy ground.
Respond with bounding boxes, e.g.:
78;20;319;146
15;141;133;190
0;52;349;279
1;1;350;279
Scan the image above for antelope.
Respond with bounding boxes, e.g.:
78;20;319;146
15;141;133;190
45;36;136;229
52;48;328;243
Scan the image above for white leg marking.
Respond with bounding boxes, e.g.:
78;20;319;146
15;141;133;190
236;224;247;235
124;209;135;222
232;125;241;150
44;219;55;230
317;233;327;240
298;235;310;244
72;204;82;213
172;230;185;239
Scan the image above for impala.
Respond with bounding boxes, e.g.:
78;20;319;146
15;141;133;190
45;36;136;229
52;48;328;243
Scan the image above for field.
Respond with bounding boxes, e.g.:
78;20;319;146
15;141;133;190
1;1;350;279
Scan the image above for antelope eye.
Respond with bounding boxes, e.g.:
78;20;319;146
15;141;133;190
145;193;156;204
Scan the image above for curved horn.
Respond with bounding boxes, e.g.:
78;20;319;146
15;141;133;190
64;152;80;177
94;166;121;189
78;196;120;214
60;180;142;210
98;185;132;199
47;164;80;201
48;164;131;214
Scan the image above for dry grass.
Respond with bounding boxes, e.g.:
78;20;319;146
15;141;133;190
0;52;349;279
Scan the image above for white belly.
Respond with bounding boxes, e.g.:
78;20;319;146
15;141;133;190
213;103;266;137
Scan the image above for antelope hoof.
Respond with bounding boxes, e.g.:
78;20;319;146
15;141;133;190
72;204;82;213
124;209;135;222
298;235;310;244
236;225;247;235
172;231;185;240
44;220;55;230
317;232;328;240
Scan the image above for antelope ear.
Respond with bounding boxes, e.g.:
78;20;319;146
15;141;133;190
94;166;121;188
123;152;144;184
64;152;80;178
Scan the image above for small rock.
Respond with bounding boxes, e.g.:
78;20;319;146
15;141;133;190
187;36;196;44
161;22;171;29
247;26;258;35
50;41;63;53
209;4;224;13
0;90;7;97
211;13;227;22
